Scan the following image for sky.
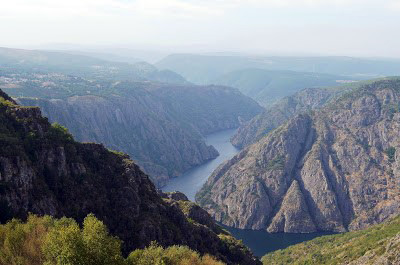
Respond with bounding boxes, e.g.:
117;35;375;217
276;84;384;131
1;0;400;57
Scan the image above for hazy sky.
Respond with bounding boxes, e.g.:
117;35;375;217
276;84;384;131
1;0;400;57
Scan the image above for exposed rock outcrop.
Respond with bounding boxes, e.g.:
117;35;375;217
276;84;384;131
159;191;189;201
231;84;350;148
197;78;400;233
0;91;261;264
267;180;316;233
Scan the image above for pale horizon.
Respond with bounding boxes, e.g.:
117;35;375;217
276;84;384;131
1;0;400;58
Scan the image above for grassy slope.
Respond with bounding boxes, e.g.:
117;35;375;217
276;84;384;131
262;215;400;265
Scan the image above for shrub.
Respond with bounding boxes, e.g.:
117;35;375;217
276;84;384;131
385;147;396;162
266;155;285;170
42;214;125;265
0;97;15;107
127;242;224;265
109;149;126;157
0;215;53;265
48;123;74;143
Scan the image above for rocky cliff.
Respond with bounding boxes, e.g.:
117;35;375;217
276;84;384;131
18;93;219;187
231;79;382;149
8;76;261;186
231;86;342;148
197;78;400;233
0;91;260;264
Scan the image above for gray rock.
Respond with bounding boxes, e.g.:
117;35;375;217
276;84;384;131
267;180;316;233
197;78;400;233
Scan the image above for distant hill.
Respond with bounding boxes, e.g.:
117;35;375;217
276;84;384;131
0;47;188;84
262;215;400;265
49;49;142;64
212;68;347;106
157;53;400;84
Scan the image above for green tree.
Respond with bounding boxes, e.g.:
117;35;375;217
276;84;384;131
0;215;53;265
82;214;124;265
43;215;124;265
42;218;86;265
48;123;74;143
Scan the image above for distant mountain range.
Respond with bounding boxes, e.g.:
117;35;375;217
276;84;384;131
0;47;188;84
212;68;347;106
157;54;400;106
157;54;400;83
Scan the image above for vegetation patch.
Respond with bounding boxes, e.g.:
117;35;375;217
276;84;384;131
262;215;400;265
385;147;396;162
0;214;225;265
383;103;400;119
266;155;285;170
109;149;127;157
48;123;74;143
0;97;15;107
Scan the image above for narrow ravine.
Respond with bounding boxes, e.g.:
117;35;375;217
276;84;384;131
162;128;333;258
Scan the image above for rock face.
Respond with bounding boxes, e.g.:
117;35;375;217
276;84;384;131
12;79;261;187
0;91;260;265
267;180;316;233
197;79;400;233
18;93;218;187
231;84;351;149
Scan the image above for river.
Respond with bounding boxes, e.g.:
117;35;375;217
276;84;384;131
162;128;240;201
162;128;333;258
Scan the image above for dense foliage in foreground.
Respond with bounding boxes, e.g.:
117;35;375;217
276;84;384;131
0;214;225;265
262;215;400;265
